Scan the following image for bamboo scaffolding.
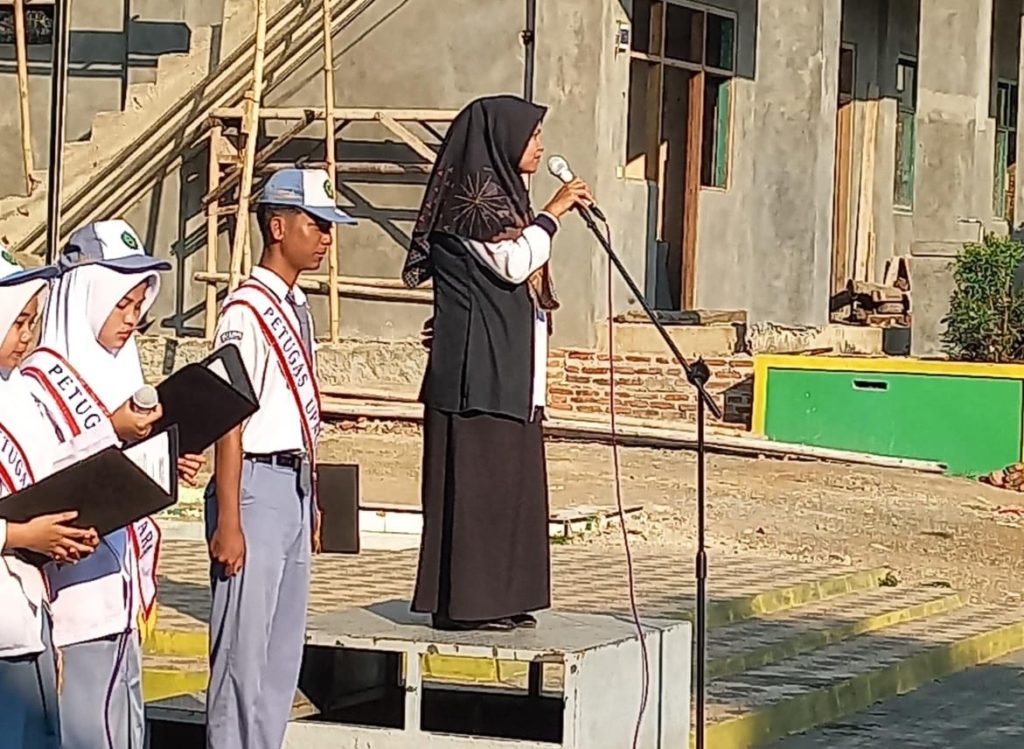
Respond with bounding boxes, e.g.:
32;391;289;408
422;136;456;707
203;111;316;207
13;0;35;195
13;0;379;258
322;0;340;341
229;0;268;289
205;125;223;338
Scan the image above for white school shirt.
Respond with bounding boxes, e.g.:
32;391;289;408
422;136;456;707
0;373;99;657
466;215;557;410
214;266;317;454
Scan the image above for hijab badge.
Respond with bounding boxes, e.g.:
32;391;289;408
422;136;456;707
323;179;335;200
121;231;139;251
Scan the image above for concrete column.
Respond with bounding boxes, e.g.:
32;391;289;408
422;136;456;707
693;0;841;327
912;0;994;251
910;0;994;356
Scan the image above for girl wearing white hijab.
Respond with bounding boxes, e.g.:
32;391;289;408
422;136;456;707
22;220;203;749
0;249;100;749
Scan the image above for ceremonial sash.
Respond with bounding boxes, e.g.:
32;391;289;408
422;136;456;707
21;348;110;438
221;280;322;457
20;347;160;637
0;421;35;495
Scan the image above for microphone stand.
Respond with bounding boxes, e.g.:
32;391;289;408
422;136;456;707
575;206;721;749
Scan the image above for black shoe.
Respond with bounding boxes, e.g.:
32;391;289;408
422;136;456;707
511;614;537;629
432;615;516;632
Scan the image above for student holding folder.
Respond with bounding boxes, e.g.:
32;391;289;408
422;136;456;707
21;220;203;749
0;249;100;749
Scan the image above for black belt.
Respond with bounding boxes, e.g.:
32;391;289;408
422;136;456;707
245;452;303;470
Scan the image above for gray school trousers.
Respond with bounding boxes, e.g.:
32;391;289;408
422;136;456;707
0;614;60;749
59;631;144;749
205;459;312;749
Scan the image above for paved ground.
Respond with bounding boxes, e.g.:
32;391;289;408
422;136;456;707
776;649;1024;748
169;422;1024;611
154;538;840;631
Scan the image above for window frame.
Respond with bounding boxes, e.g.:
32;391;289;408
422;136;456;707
625;0;737;190
993;78;1018;220
893;55;918;212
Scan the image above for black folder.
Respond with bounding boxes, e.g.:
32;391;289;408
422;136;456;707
317;463;361;554
0;431;178;565
154;344;259;456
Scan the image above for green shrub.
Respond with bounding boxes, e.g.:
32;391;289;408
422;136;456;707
942;233;1024;362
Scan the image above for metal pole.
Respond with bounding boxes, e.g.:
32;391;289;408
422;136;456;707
45;0;72;264
522;0;536;101
695;391;708;749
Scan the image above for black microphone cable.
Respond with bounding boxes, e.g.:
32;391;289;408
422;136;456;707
591;209;650;749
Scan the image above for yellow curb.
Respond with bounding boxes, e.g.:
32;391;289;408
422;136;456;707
699;618;1024;749
708;592;966;680
143;667;209;703
697;567;890;628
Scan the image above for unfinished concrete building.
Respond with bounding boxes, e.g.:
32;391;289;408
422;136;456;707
0;0;1018;421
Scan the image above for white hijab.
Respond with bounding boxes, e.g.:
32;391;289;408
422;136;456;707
39;264;159;411
0;277;55;483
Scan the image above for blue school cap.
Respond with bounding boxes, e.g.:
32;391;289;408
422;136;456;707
0;244;59;286
58;219;172;274
258;168;357;225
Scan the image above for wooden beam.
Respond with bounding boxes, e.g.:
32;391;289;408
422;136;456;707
205;125;223;339
376;113;438;163
681;69;705;311
194;270;433;304
336;162;433;175
228;0;269;289
13;0;35;195
212;107;460;122
853;99;879;282
322;0;340;342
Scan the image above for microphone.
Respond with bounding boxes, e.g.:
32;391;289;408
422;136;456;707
131;385;159;415
547;155;607;222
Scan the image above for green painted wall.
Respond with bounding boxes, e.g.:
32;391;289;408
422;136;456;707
763;368;1023;476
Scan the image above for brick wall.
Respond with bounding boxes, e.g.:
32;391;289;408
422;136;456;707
546;349;755;428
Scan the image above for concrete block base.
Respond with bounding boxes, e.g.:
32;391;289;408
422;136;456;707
145;605;693;749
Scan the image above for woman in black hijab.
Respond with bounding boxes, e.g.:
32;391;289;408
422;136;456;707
403;95;591;631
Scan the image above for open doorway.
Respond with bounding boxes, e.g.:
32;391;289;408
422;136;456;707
626;0;736;311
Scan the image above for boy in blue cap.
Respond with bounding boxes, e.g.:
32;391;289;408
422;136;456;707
205;168;355;749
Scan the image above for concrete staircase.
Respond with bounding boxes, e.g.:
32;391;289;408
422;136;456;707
2;0;376;260
140;566;1024;746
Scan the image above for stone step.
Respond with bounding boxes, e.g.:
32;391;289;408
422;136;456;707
707;585;965;679
703;604;1024;748
774;648;1024;748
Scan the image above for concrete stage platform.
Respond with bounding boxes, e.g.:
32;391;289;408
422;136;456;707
145;601;692;748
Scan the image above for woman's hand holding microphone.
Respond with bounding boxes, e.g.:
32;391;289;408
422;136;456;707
543;178;594;219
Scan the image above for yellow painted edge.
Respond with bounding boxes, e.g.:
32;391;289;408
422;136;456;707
144;628;208;657
142;667;209;703
698;618;1024;749
707;592;965;680
753;353;1024;380
696;567;889;628
751;355;769;435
